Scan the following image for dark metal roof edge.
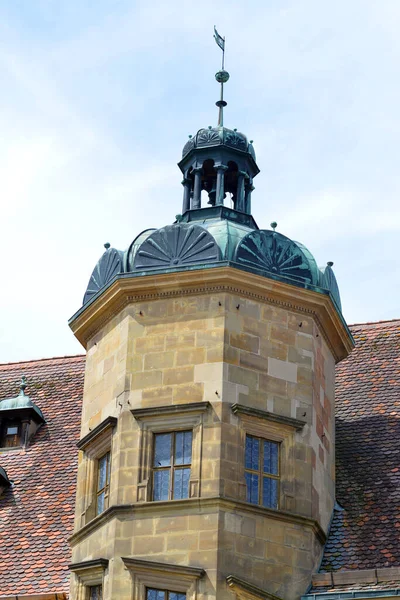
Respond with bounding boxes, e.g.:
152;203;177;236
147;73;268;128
178;143;260;173
0;404;46;424
178;205;259;229
302;590;400;600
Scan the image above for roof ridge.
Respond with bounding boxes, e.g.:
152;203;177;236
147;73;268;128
350;318;400;327
0;353;85;367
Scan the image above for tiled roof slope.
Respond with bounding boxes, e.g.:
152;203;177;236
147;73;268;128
321;319;400;572
0;355;85;595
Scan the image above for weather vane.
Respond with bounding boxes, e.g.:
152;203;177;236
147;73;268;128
214;26;229;127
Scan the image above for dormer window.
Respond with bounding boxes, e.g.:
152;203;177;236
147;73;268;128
3;423;21;448
0;376;45;449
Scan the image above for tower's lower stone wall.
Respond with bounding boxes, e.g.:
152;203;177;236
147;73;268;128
71;287;338;600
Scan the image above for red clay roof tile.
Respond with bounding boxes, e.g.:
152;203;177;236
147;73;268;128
0;354;85;595
321;319;400;571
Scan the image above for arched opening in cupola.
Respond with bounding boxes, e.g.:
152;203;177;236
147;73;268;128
202;159;216;206
225;161;239;209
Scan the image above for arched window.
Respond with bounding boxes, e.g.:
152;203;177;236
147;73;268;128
202;159;216;206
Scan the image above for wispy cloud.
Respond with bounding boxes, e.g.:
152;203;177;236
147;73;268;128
1;0;400;361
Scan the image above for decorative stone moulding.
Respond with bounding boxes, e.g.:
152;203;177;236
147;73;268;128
122;558;205;600
70;266;354;362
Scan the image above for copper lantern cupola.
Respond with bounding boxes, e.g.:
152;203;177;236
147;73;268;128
178;54;259;216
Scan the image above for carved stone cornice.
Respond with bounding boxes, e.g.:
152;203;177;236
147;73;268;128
69;496;326;547
69;265;353;362
69;558;109;572
77;416;117;450
227;575;283;600
232;403;306;431
122;557;205;580
131;402;210;420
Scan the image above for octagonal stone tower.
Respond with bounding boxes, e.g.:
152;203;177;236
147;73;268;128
68;46;353;600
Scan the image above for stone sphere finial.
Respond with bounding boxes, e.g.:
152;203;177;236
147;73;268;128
215;69;230;84
104;243;111;250
270;222;278;231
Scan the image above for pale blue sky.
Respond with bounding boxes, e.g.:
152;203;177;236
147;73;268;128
1;1;400;362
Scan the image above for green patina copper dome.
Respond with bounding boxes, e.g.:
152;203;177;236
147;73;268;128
0;377;45;423
80;203;343;316
182;126;256;161
78;64;343;318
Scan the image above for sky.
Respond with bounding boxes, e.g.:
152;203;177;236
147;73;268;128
1;0;400;363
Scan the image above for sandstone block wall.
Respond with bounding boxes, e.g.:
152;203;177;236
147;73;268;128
71;290;337;600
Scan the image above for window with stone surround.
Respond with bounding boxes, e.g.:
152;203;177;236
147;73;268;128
76;417;117;525
245;434;280;509
122;558;204;600
147;588;186;600
69;558;108;600
131;402;209;503
232;403;306;513
152;431;192;501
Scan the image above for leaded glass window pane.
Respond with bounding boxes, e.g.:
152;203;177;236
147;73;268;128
173;467;190;499
147;590;165;600
153;469;170;501
174;431;192;465
245;471;259;504
89;585;102;600
262;476;278;509
146;590;185;600
98;454;107;491
263;440;279;475
96;491;105;514
96;451;110;516
154;433;172;467
245;435;259;470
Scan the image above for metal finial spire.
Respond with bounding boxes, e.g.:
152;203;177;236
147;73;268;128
19;375;27;396
214;26;229;127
